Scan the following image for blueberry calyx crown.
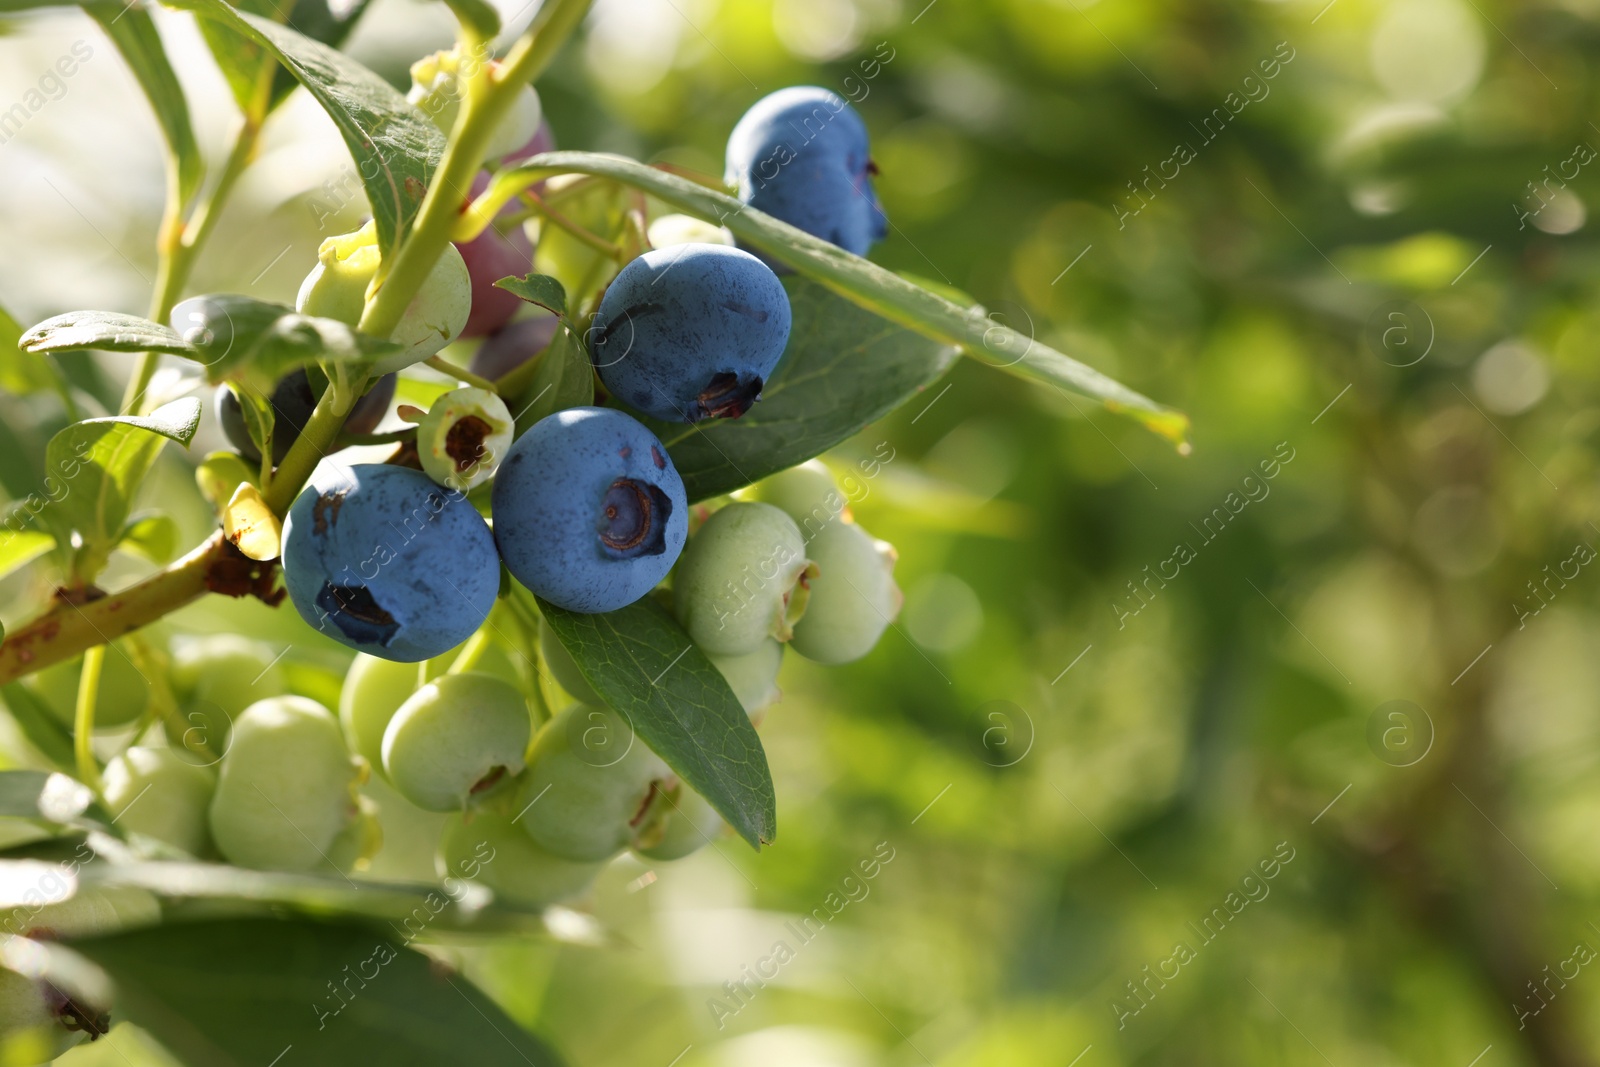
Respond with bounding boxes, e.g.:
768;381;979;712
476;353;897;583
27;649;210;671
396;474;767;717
599;477;672;558
445;413;494;472
696;371;762;420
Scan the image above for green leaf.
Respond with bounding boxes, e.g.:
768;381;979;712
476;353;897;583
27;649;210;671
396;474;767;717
0;526;55;582
68;860;602;942
117;512;179;564
86;2;203;209
643;276;958;501
510;327;592;436
41;398;202;580
19;311;195;357
443;0;500;37
0;304;60;396
160;294;400;389
0;769;117;829
495;152;1190;448
539;595;776;849
0;687;75;772
199;0;379;115
64;918;569;1067
169;0;444;256
496;273;568;319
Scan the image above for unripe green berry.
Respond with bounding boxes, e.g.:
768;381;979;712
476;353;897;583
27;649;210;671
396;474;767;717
209;696;362;871
673;502;815;656
165;634;287;760
633;781;723;861
790;521;902;665
706;639;783;720
540;620;600;705
296;221;470;373
518;705;667;862
29;642;148;729
382;673;531;813
339;653;421;774
406;50;541;164
647;213;734;248
417;387;514;492
740;459;848;535
102;747;216;856
438;811;605;907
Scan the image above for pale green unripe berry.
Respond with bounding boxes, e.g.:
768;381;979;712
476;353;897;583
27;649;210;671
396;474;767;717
382;673;531;813
30;641;148;729
407;50;541;164
296;221;470;373
438;812;605;907
339;653;420;775
706;639;782;721
165;634;287;759
102;747;216;856
209;696;362;871
2;886;161;942
739;459;848;536
518;706;668;862
673;502;815;656
633;781;724;861
647;214;735;248
540;620;600;705
790;521;902;665
418;387;514;491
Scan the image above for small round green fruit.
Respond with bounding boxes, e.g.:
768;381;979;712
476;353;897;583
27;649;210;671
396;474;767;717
672;502;814;656
208;696;362;871
789;521;901;665
102;747;216;856
438;811;605;907
382;673;531;813
518;706;667;862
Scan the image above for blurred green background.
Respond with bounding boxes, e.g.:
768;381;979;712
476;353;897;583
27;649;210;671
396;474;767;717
3;0;1599;1063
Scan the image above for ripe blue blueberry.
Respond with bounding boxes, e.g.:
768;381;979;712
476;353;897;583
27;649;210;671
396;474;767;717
725;86;888;256
282;464;499;661
492;407;688;613
215;369;395;465
588;244;791;422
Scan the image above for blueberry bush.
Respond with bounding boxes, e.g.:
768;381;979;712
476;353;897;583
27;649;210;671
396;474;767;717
0;0;1184;1061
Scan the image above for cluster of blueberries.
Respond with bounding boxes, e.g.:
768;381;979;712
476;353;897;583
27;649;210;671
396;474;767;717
52;83;906;906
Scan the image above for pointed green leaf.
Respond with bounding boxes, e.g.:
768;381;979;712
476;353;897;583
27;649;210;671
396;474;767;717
168;0;444;255
42;398;203;580
165;294;400;389
496;273;568;319
0;698;74;774
0;304;60;396
642;276;958;501
64;919;569;1067
494;151;1189;448
510;327;592;436
20;311;195;357
117;512;179;564
0;769;116;829
539;595;776;849
86;2;203;209
199;0;379;115
0;526;55;582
